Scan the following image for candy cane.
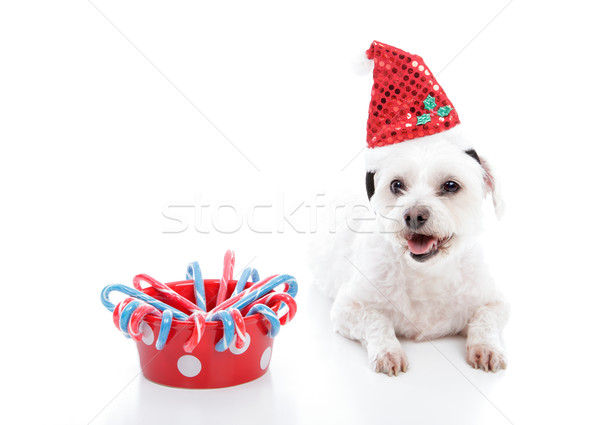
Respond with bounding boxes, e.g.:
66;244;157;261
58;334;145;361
113;298;204;350
186;261;206;311
228;274;298;313
217;250;235;306
106;283;209;351
156;309;173;351
183;312;206;353
133;274;201;314
247;304;281;338
229;308;247;349
128;303;161;341
101;283;188;320
243;292;297;325
102;251;299;354
210;310;235;352
208;275;276;315
232;267;260;296
119;299;143;336
113;297;134;334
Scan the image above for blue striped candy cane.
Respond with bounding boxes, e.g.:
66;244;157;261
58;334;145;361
118;299;143;337
232;267;260;296
247;304;281;337
155;309;173;351
186;261;206;311
210;310;235;352
101;283;188;320
229;274;298;312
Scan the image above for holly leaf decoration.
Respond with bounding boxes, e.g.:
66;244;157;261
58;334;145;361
417;114;431;125
437;106;453;117
423;95;436;111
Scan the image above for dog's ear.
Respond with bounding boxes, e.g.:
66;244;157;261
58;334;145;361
465;149;481;164
480;156;505;219
465;150;504;219
366;172;375;200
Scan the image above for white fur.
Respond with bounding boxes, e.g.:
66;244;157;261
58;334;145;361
364;126;472;171
350;50;374;76
311;132;508;375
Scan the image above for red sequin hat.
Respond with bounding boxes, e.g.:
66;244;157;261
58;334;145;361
365;41;460;171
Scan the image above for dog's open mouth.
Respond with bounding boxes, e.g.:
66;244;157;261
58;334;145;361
406;234;452;262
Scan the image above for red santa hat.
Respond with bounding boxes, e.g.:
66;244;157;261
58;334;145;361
364;41;461;172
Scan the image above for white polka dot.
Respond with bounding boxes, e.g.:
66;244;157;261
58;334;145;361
141;322;154;345
418;65;424;71
425;70;430;75
433;84;440;91
412;61;418;67
260;347;272;370
177;355;202;377
229;333;251;355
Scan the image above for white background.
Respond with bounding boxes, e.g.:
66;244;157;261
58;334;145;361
1;1;599;424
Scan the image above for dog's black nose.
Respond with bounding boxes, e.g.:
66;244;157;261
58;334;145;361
404;207;430;231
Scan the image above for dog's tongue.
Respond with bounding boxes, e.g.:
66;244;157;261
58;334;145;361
407;235;437;255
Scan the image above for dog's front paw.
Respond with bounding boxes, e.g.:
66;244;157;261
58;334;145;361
369;345;408;376
466;344;506;372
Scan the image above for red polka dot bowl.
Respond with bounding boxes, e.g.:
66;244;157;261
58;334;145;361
135;279;276;389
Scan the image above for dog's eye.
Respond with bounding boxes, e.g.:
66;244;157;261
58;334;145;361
390;180;405;195
442;181;460;193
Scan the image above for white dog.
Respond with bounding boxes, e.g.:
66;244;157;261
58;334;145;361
311;129;508;375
